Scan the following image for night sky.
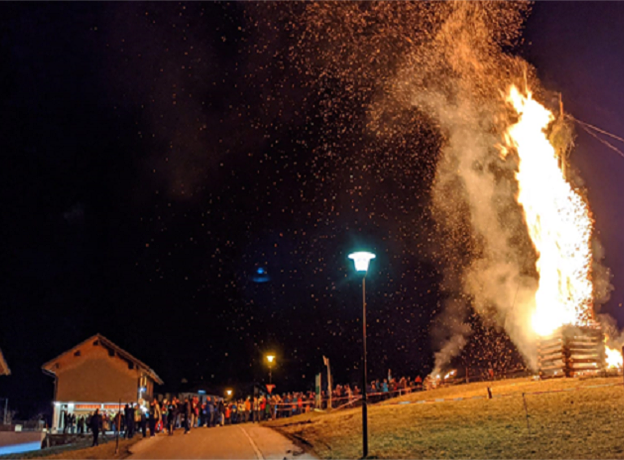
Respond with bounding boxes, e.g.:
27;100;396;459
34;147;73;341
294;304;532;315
1;2;623;420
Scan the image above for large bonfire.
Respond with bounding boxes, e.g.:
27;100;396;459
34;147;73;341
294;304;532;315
502;86;593;337
502;85;622;369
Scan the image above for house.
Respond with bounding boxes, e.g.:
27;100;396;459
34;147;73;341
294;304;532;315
0;348;9;377
42;334;163;432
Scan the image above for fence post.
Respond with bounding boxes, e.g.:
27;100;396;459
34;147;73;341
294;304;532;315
522;393;531;434
115;398;120;455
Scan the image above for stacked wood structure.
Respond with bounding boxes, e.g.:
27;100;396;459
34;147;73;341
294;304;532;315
538;325;605;378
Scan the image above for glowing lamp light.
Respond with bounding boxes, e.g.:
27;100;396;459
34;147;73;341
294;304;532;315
226;389;232;396
252;266;270;283
266;355;275;364
348;252;376;272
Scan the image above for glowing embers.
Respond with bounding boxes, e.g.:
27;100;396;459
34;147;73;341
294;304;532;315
537;325;605;378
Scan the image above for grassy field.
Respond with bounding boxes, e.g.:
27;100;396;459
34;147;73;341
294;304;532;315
265;377;624;459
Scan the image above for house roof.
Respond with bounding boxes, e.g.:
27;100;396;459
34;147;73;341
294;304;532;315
42;334;163;385
0;348;10;376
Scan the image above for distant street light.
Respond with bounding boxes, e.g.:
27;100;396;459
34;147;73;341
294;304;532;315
266;354;276;384
226;389;233;399
348;251;375;459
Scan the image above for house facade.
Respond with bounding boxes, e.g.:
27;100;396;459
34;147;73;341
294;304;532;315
42;334;163;432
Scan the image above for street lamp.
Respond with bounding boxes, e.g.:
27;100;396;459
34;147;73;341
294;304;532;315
266;354;276;384
226;389;233;400
348;251;375;459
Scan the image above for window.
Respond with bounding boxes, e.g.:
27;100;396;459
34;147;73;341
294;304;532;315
74;351;81;357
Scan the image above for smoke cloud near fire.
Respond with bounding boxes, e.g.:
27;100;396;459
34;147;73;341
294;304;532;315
275;1;616;376
377;2;615;375
392;3;544;374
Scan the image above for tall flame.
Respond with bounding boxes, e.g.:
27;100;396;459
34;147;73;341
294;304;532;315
605;344;623;369
503;86;594;337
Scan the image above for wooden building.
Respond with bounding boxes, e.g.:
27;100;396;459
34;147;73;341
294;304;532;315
42;334;163;432
0;348;9;377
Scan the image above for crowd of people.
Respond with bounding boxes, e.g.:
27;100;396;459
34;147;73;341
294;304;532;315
73;371;423;447
61;410;121;435
80;395;276;446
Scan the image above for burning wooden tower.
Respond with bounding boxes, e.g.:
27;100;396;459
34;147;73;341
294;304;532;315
538;325;606;378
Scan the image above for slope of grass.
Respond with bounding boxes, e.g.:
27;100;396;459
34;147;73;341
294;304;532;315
265;377;624;459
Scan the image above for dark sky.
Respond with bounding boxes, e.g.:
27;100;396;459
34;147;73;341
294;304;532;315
1;2;623;419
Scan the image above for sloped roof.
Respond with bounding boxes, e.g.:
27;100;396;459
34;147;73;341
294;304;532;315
42;333;163;385
0;348;10;376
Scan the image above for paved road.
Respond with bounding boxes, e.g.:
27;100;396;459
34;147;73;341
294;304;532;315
128;424;316;460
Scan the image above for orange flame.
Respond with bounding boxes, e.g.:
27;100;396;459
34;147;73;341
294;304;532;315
503;86;594;337
604;336;623;369
443;370;456;380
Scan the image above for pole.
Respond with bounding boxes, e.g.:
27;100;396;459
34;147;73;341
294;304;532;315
522;393;531;434
326;358;332;410
115;398;120;455
362;275;368;459
269;363;273;384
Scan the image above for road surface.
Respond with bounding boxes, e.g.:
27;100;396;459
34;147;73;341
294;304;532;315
128;423;316;460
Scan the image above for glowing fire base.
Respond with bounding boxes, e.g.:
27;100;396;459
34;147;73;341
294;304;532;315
538;325;605;378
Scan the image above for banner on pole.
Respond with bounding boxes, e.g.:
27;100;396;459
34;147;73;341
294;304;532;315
266;384;276;394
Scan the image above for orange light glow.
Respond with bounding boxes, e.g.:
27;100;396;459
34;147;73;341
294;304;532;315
604;336;623;369
503;86;594;338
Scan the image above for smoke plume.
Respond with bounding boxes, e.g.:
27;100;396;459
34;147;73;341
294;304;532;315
282;1;614;375
376;2;550;374
390;3;614;375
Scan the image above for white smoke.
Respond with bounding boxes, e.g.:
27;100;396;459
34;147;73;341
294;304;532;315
292;1;615;376
391;3;615;376
389;4;544;375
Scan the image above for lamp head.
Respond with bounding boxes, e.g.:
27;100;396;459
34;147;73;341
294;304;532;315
266;355;275;363
226;389;232;396
348;251;376;272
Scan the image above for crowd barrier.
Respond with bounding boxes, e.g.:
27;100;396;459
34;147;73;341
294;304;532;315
272;385;423;417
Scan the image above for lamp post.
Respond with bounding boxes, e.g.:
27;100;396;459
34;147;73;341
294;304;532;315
266;354;276;384
348;251;376;459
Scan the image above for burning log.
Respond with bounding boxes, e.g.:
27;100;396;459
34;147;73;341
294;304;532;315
538;325;605;378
